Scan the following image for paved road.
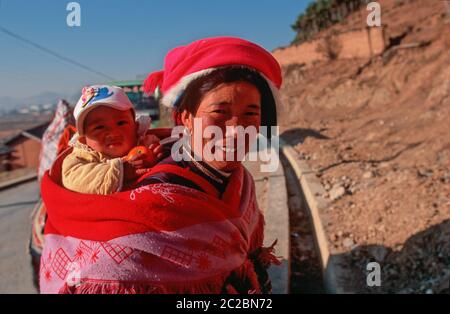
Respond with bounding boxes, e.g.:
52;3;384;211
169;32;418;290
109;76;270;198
0;180;39;294
244;147;290;294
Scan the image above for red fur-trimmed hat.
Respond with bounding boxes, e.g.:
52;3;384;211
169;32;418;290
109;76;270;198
143;36;282;109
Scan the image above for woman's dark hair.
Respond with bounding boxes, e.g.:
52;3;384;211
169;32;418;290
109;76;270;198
174;66;277;131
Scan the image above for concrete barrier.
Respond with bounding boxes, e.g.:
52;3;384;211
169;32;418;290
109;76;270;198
280;139;346;294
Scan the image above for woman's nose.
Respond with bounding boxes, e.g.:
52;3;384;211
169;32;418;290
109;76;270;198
225;116;251;135
225;116;241;128
224;120;240;139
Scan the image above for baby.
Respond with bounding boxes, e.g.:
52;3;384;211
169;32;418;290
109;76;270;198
62;85;163;194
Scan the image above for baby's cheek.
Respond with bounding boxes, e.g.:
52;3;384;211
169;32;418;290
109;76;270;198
86;138;104;152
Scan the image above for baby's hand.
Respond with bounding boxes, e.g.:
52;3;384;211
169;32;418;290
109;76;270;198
122;143;166;181
126;143;164;168
147;143;165;164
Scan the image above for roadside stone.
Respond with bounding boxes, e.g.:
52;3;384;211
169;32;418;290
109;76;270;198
440;172;450;183
329;184;346;201
376;224;386;232
330;233;338;241
417;168;433;178
348;184;358;195
363;171;374;179
342;237;355;248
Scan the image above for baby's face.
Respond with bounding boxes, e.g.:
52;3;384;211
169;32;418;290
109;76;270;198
81;106;137;158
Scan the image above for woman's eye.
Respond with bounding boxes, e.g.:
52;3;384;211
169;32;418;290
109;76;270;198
212;109;226;114
117;120;128;126
93;125;104;131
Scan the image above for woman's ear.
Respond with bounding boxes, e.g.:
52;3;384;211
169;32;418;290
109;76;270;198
180;110;194;133
78;136;87;144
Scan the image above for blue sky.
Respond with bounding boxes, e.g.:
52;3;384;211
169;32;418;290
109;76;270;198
0;0;309;101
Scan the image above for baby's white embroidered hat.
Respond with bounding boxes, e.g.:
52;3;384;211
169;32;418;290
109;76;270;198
74;85;134;136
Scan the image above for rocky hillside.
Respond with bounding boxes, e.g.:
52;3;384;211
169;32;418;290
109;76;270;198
279;0;449;293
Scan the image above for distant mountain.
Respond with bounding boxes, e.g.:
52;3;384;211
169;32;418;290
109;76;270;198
0;96;21;111
0;91;76;114
24;91;65;106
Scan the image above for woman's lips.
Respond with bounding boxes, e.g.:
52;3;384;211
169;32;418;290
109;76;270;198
214;143;247;154
216;146;237;153
213;138;244;153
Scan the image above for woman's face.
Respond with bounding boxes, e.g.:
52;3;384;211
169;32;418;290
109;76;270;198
182;81;261;172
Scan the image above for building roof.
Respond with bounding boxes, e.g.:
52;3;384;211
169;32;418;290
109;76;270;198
0;144;13;155
3;121;50;145
24;122;50;140
108;80;143;87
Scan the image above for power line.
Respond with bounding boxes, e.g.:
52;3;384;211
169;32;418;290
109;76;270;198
0;25;116;81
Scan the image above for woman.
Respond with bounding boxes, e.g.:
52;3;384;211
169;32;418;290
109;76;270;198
39;36;282;294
